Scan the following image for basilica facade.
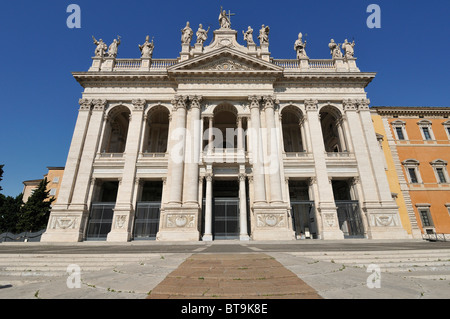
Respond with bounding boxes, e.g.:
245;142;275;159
41;13;410;242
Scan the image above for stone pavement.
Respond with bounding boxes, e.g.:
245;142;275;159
0;240;449;299
147;253;322;299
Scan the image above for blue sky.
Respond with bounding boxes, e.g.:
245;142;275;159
0;0;449;196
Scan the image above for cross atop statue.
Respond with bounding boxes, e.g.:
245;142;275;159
218;6;235;29
226;9;235;22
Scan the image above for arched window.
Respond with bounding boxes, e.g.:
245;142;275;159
101;106;130;153
143;106;169;153
320;106;346;152
211;104;238;150
281;106;304;152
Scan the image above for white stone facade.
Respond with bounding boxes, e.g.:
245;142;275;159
41;16;409;242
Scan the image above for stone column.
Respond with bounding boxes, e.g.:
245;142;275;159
208;116;214;153
182;95;202;205
202;173;213;241
107;99;145;242
248;95;266;204
158;95;200;241
263;96;283;203
41;99;93;242
239;173;250;240
305;99;344;239
299;118;307;152
166;95;187;205
237;116;246;164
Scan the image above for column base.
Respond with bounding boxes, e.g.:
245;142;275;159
365;207;411;239
40;230;84;243
321;229;345;240
157;206;201;241
318;203;345;240
40;207;88;242
239;234;251;241
107;231;131;242
202;234;213;241
157;230;200;241
251;205;296;241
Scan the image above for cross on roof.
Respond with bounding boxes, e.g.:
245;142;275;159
226;10;235;23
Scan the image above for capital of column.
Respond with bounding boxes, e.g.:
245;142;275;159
308;176;317;186
78;98;92;111
357;98;370;111
342;99;357;111
248;95;262;109
262;95;277;110
92;99;107;111
304;99;318;111
205;173;213;182
132;99;146;111
238;173;246;182
171;95;188;111
189;95;203;109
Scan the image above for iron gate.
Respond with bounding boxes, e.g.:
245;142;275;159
85;203;115;240
291;201;316;239
213;198;239;239
335;200;365;238
133;202;161;240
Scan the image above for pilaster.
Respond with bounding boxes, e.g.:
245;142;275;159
305;99;344;239
107;99;145;242
42;99;106;242
158;95;200;241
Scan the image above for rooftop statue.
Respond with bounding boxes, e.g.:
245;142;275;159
181;21;193;44
242;26;255;44
258;25;270;44
92;36;107;57
218;6;231;29
294;32;308;58
342;39;356;58
196;24;210;45
139;35;154;58
107;36;121;58
328;39;343;58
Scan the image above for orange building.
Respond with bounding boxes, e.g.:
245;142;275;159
374;107;450;237
22;167;65;203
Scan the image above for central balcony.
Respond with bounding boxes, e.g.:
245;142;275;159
201;148;247;164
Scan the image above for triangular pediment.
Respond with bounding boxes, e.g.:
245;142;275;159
168;47;283;75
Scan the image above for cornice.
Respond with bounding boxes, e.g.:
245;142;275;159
373;106;450;116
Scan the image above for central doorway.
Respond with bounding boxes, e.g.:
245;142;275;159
212;180;239;240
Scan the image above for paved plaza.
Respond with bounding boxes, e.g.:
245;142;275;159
0;240;449;302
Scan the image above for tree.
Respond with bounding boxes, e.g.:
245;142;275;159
16;178;55;232
0;193;23;233
0;164;4;192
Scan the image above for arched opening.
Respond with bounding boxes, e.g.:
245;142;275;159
204;104;244;152
281;106;305;152
214;107;237;149
143;106;169;153
101;106;130;153
320;106;346;153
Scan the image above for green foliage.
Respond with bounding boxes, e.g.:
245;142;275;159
0;167;55;234
0;164;4;191
16;178;55;232
0;193;23;233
